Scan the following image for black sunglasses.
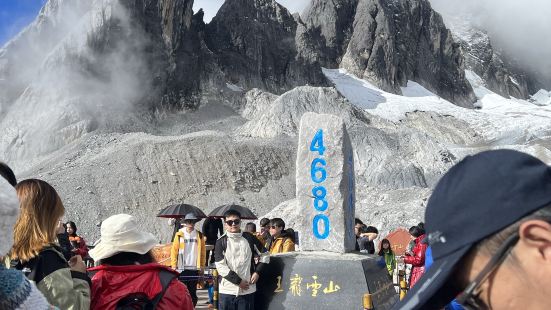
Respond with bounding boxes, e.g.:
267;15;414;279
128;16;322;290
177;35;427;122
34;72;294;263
225;219;241;226
269;225;280;229
456;233;520;309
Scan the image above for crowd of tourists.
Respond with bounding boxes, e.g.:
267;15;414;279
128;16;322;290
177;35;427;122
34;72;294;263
2;149;551;309
0;160;441;310
0;161;299;310
170;213;297;308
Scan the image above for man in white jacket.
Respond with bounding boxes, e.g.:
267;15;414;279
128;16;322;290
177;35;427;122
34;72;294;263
214;210;270;310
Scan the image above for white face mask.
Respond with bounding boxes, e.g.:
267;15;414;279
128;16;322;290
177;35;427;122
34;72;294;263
0;179;19;256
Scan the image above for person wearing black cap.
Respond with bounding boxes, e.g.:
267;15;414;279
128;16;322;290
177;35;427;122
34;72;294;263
394;149;551;309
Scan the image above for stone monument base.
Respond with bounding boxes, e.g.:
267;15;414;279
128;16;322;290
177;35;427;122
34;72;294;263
255;251;398;310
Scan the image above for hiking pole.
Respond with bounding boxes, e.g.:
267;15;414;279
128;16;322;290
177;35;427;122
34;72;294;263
213;269;219;310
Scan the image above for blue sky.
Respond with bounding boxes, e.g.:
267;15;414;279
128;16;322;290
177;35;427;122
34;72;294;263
0;0;47;46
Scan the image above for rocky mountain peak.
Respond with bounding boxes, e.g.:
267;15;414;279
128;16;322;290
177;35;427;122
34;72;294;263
436;13;545;100
204;0;327;94
300;0;359;67
299;0;477;107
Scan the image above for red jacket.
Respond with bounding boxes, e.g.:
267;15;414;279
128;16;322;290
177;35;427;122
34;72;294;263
403;234;428;288
89;263;193;310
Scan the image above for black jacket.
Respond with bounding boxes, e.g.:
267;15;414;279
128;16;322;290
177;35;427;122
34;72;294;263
358;237;375;254
202;218;224;244
57;233;73;260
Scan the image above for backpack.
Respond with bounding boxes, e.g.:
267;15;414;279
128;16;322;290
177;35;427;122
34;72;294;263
115;270;177;310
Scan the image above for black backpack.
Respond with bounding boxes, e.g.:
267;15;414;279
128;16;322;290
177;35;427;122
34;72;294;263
115;270;177;310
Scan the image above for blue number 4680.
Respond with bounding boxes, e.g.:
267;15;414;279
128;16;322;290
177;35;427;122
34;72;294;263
310;129;326;156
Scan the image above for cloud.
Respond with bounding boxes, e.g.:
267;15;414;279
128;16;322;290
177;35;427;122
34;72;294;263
0;0;155;162
430;0;551;88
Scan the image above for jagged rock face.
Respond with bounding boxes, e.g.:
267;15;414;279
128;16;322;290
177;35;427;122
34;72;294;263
466;40;549;99
299;0;359;67
204;0;327;94
439;17;531;100
299;0;476;107
462;34;530;100
116;0;220;108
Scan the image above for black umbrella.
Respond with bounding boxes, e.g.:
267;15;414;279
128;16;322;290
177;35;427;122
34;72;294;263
157;203;207;219
207;204;257;220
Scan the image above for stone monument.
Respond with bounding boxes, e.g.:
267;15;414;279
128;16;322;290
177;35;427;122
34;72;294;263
296;112;356;253
256;113;397;310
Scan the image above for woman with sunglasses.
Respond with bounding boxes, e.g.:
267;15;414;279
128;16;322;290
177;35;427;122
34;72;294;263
394;149;551;310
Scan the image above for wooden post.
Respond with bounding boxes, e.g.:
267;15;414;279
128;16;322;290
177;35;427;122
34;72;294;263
363;293;374;310
399;277;408;301
213;269;219;310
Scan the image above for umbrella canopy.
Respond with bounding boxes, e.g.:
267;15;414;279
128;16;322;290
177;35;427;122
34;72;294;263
207;204;257;220
157;203;207;219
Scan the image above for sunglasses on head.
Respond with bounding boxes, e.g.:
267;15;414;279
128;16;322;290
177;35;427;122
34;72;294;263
225;219;241;226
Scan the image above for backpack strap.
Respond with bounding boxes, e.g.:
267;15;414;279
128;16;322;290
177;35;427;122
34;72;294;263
151;270;177;308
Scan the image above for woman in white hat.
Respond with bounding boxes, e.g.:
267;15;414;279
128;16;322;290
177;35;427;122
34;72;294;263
88;214;193;310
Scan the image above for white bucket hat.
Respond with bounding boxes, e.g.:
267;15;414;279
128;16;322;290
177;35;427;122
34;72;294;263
89;214;158;262
0;177;19;256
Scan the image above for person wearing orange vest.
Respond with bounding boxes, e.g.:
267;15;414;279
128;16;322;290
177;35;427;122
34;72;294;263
171;213;206;306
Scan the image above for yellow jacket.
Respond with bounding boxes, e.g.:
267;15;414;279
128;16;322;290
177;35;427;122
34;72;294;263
269;236;295;254
170;229;206;269
255;232;268;248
